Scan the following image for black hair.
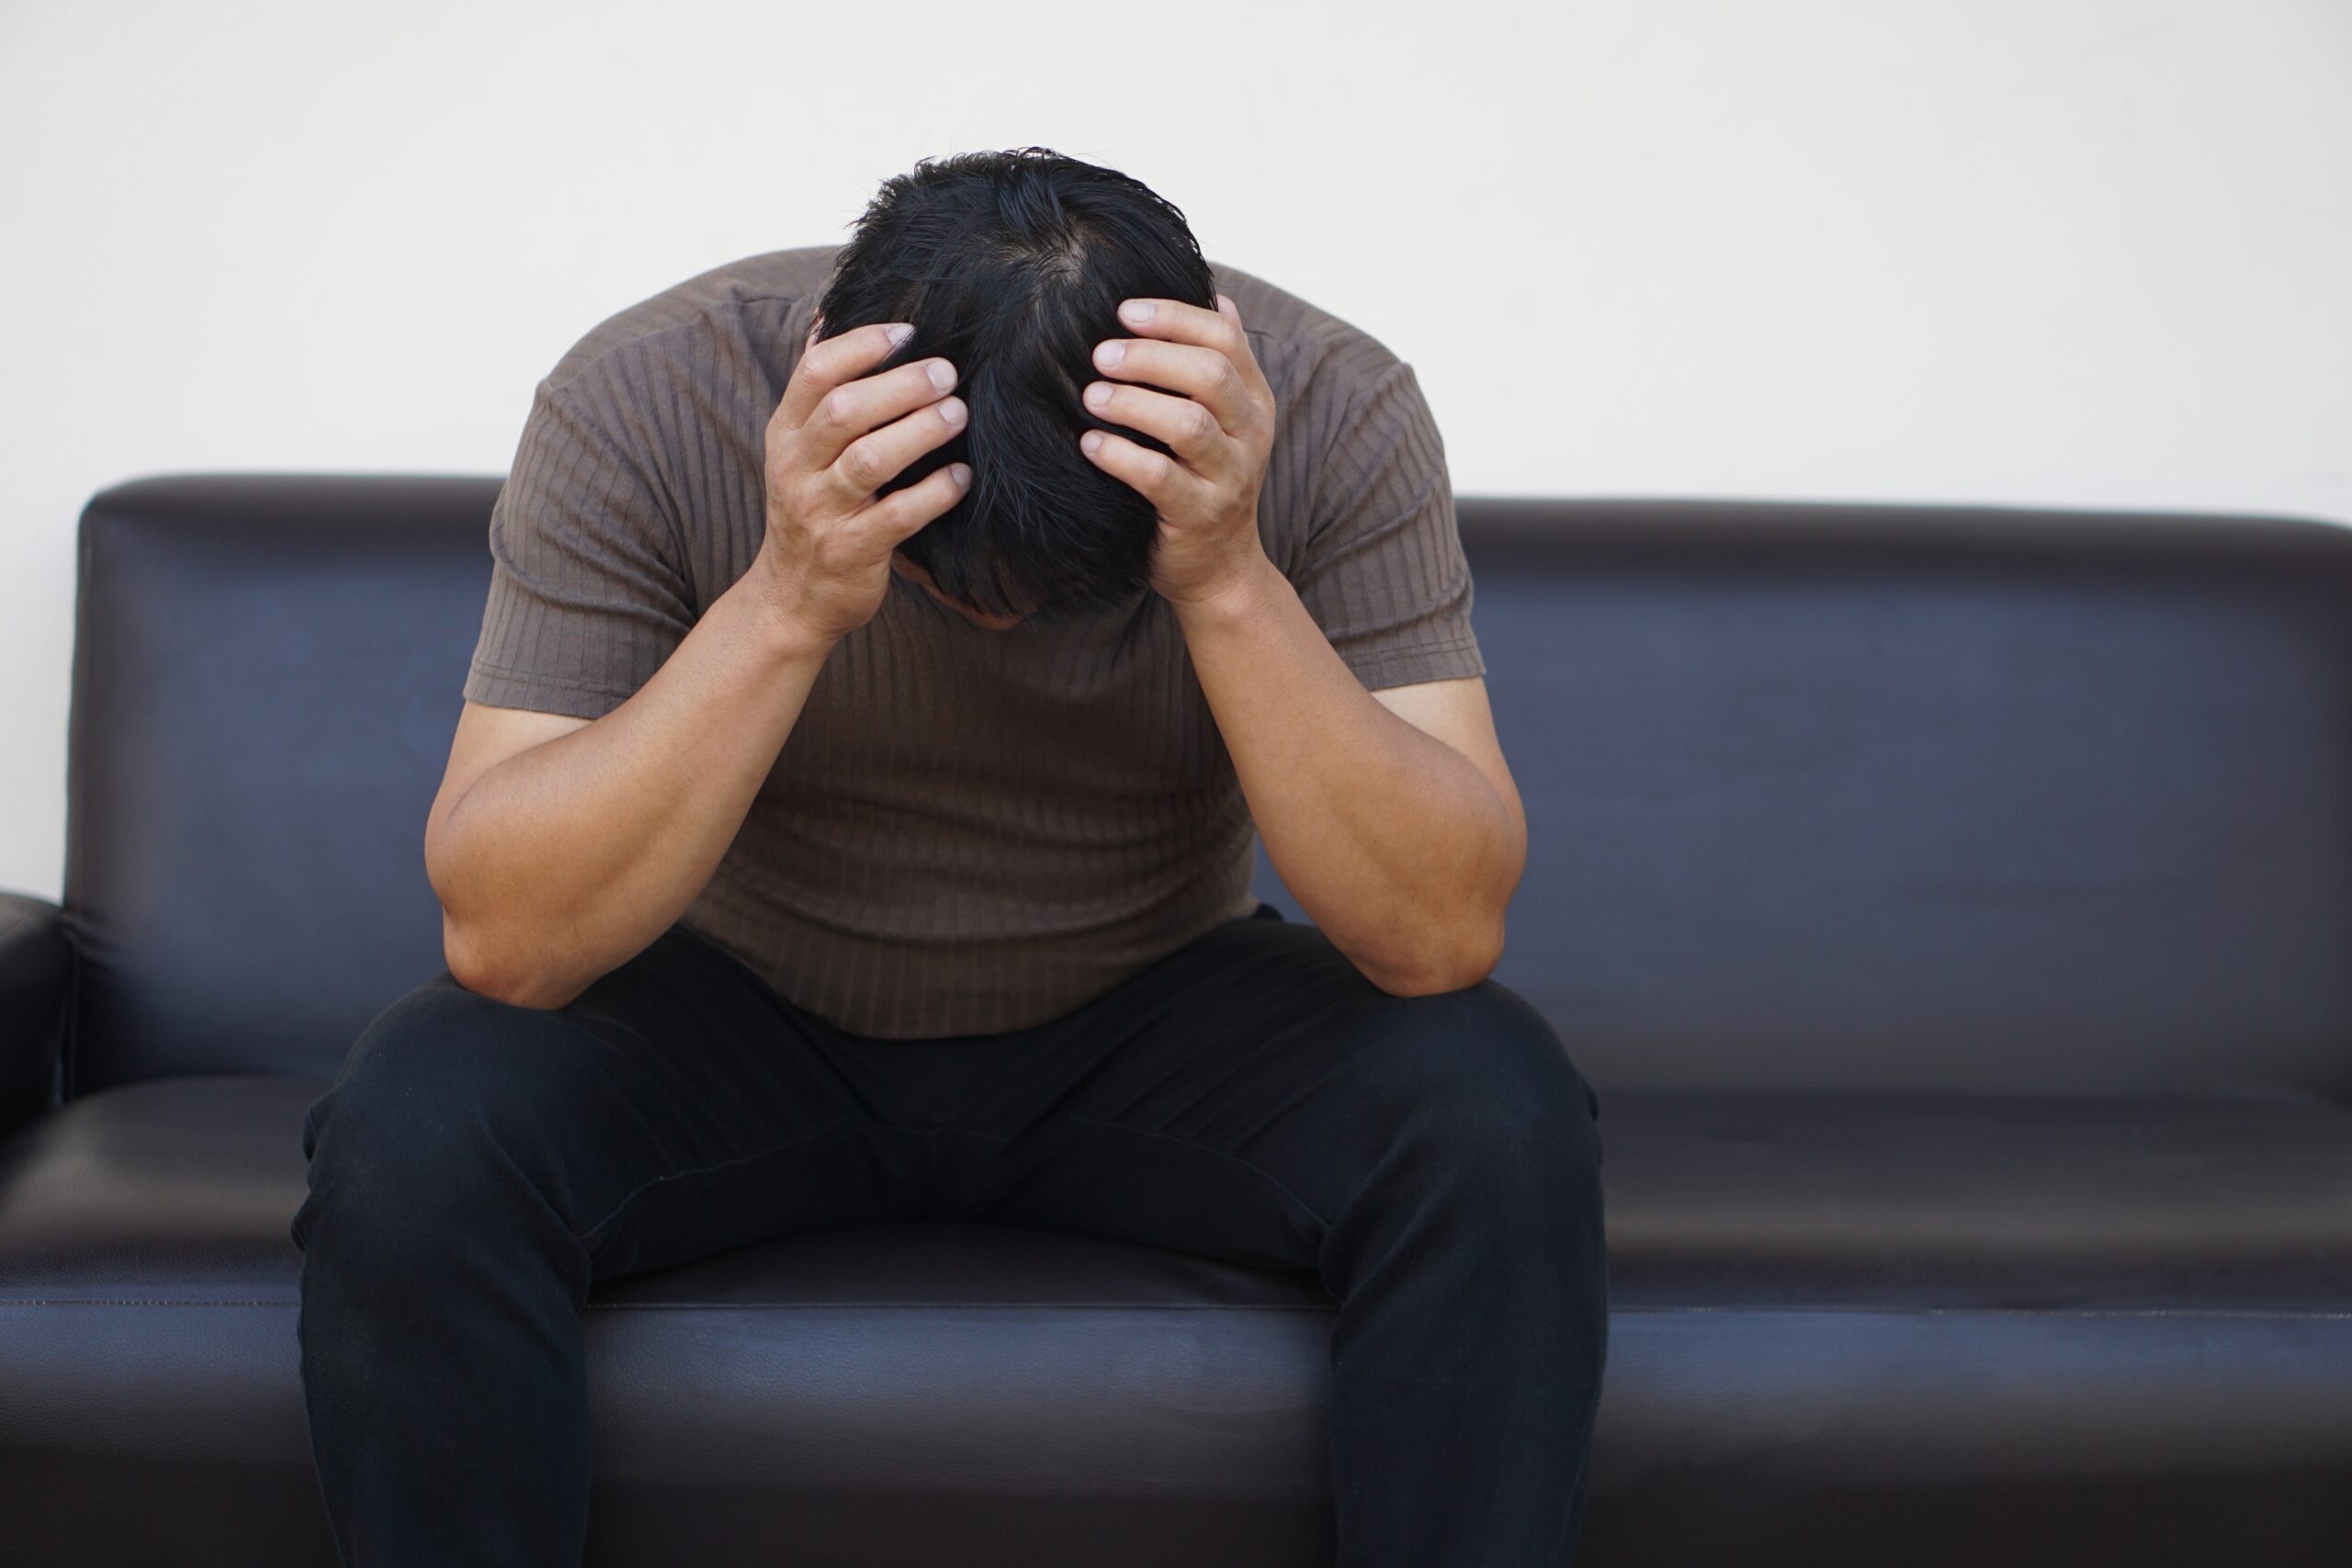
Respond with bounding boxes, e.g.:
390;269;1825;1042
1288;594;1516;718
811;146;1219;626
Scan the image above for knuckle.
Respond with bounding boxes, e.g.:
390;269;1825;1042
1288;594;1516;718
813;387;851;434
1185;401;1216;445
839;440;884;491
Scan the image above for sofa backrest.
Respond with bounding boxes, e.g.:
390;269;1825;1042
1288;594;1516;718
61;478;2352;1101
64;477;493;1096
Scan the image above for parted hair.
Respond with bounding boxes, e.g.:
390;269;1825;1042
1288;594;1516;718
811;146;1219;623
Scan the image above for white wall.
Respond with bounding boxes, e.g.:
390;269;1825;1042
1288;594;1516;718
3;0;2347;899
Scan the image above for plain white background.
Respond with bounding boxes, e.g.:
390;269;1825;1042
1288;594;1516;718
2;0;2347;899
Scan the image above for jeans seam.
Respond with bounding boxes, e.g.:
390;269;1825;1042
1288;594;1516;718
1061;1113;1336;1230
575;1113;865;1244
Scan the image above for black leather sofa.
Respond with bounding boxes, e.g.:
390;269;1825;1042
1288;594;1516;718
3;474;2349;1566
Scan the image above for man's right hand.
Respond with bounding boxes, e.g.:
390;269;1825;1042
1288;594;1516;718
752;317;972;648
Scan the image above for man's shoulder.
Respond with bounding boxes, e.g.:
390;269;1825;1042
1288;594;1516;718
542;243;841;398
1207;258;1411;422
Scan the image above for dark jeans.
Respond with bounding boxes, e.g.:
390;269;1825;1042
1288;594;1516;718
290;901;1609;1566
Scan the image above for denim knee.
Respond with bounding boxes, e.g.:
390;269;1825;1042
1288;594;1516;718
290;977;576;1254
1344;979;1605;1215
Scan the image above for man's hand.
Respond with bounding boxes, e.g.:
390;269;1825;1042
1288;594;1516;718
1079;292;1278;611
752;316;974;649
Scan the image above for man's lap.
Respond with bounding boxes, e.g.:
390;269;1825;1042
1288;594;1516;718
922;908;1599;1273
301;903;1600;1292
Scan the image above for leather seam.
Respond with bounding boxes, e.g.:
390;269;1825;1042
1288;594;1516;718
5;1301;2351;1319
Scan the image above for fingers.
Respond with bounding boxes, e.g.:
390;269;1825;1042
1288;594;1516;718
1079;427;1206;513
818;378;967;511
796;352;965;482
1082;379;1234;475
1085;293;1271;468
770;318;968;515
776;319;911;434
777;319;962;478
856;458;972;550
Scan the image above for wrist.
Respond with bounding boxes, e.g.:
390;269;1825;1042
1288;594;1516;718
1169;547;1285;634
722;559;840;668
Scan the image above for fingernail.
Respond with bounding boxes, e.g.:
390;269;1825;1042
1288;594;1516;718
1094;340;1125;369
885;322;914;348
1120;300;1155;324
927;359;956;391
938;396;967;427
951;463;973;488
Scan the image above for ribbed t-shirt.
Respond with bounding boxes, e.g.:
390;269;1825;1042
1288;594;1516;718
461;243;1486;1039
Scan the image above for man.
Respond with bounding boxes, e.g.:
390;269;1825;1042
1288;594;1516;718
290;146;1608;1566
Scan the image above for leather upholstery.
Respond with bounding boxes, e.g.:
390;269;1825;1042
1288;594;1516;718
1436;498;2352;1101
0;891;69;1139
3;1073;2346;1564
62;476;489;1093
5;474;2348;1563
0;1076;1339;1565
62;480;2352;1104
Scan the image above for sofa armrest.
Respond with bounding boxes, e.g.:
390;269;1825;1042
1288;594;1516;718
0;891;72;1140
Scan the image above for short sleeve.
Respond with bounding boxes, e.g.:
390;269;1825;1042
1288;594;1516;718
462;374;697;720
1290;358;1487;692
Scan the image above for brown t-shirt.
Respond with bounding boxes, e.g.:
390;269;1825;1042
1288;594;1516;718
463;243;1486;1038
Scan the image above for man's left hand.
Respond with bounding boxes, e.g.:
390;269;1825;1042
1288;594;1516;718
1080;292;1277;611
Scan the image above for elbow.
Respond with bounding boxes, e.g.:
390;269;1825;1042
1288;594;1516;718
1363;959;1492;999
442;910;582;1011
427;808;590;1011
1356;908;1507;998
442;911;515;1001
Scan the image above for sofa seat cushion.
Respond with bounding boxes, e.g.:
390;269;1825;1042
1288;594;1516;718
0;1073;1340;1566
15;1075;2348;1314
1598;1085;2352;1311
1580;1085;2352;1563
0;1072;1339;1311
4;1072;2351;1566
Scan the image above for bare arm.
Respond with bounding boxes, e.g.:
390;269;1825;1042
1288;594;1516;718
1074;291;1521;995
1173;560;1524;994
427;316;973;1009
426;587;831;1010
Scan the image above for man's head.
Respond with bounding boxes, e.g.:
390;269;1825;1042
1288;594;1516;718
811;146;1218;628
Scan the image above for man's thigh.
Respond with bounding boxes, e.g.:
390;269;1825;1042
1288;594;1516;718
926;906;1605;1278
293;921;933;1284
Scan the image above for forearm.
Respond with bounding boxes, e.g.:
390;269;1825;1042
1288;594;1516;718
431;570;836;1008
1172;552;1519;993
